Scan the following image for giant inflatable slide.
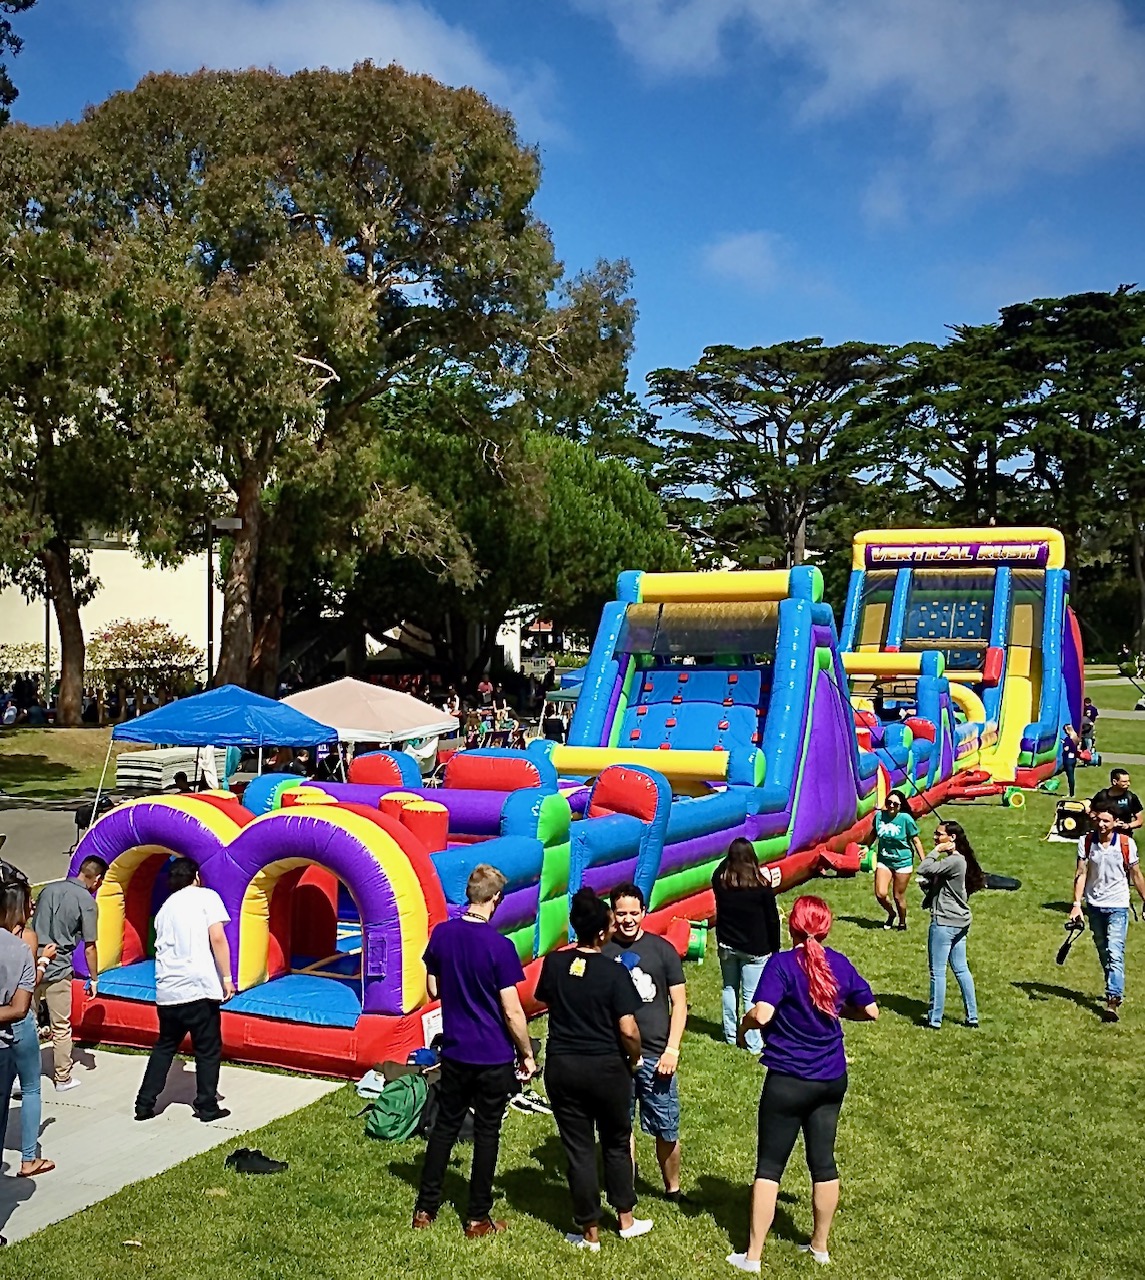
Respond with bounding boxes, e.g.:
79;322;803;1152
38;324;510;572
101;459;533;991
840;527;1083;787
68;540;1078;1076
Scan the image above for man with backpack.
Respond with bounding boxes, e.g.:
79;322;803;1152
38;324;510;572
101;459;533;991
1070;805;1145;1022
413;864;535;1238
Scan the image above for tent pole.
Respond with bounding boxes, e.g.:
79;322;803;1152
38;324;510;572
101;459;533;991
91;736;113;825
257;747;263;776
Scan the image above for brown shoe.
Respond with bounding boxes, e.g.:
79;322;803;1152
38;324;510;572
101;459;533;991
464;1218;507;1238
411;1209;436;1229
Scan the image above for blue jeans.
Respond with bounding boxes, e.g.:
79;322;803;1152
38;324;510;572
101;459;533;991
719;947;769;1054
927;923;978;1026
12;1011;42;1162
1087;906;1129;1000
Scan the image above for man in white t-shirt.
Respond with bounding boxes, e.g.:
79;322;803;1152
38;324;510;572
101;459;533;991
134;858;235;1121
1070;805;1145;1022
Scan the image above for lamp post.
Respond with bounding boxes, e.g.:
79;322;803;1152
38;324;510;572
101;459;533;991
206;517;243;685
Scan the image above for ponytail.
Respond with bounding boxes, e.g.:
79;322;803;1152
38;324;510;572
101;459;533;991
788;895;839;1018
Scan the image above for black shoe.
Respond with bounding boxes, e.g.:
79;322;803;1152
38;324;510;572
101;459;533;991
134;1105;156;1121
225;1147;288;1174
193;1103;232;1123
664;1189;694;1205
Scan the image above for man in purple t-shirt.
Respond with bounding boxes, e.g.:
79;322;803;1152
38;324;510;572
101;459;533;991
413;864;534;1239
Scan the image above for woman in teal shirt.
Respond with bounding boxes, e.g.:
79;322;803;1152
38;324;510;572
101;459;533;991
867;791;924;931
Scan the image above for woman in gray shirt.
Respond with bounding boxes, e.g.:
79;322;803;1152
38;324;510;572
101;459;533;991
917;820;985;1030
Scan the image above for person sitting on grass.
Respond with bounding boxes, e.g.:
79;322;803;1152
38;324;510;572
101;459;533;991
866;790;924;931
729;896;878;1273
917;820;983;1030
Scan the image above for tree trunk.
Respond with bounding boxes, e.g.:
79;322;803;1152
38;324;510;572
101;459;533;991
1130;524;1145;649
214;470;264;688
248;555;286;696
39;539;84;727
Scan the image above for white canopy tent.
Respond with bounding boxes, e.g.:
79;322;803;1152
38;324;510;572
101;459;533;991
282;677;458;746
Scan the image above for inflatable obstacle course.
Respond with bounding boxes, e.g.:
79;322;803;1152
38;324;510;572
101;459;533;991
71;541;1076;1076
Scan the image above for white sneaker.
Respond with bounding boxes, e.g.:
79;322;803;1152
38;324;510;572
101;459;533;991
798;1243;831;1264
726;1253;762;1273
54;1079;80;1093
565;1232;601;1252
619;1218;653;1239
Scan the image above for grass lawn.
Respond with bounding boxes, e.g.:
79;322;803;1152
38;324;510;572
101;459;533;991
1081;679;1145;713
0;728;144;800
8;792;1145;1279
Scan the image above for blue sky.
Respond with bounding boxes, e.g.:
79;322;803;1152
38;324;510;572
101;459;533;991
9;0;1145;392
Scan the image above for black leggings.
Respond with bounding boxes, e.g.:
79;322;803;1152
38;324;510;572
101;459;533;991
755;1069;847;1183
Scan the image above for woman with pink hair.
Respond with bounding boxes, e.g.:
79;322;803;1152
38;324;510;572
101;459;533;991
728;896;879;1272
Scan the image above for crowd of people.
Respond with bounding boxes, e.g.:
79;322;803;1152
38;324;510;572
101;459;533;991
0;733;1141;1256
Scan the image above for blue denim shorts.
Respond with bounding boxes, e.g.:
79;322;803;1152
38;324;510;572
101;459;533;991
631;1057;680;1141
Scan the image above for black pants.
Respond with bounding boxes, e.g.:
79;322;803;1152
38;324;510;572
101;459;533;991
136;999;223;1112
546;1053;636;1228
416;1058;517;1223
755;1069;848;1183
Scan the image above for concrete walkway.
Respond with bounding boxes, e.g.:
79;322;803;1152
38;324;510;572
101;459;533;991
0;1048;341;1244
0;809;80;885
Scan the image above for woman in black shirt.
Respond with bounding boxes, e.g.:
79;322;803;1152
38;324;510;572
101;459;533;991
712;838;781;1054
537;888;651;1250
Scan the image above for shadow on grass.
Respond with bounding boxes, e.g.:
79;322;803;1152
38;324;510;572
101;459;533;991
836;915;890;932
1012;980;1105;1017
684;1174;801;1250
687;1014;731;1045
1041;901;1076;916
0;754;82;789
874;992;930;1022
388;1133;572;1232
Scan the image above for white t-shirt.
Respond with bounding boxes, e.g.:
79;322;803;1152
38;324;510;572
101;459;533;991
154;886;230;1006
1076;833;1139;909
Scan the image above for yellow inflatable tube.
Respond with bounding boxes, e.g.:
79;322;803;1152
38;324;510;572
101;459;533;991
841;652;945;678
947;681;989;724
550;745;729;782
638;569;821;604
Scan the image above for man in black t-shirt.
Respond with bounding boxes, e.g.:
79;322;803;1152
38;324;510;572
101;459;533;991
1089;769;1144;835
604;883;688;1200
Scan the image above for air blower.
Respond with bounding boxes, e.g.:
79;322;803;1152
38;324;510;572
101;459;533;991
1055;800;1089;840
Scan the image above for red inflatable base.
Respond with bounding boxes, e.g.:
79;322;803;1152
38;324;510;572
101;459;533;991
71;811;911;1080
71;916;696;1080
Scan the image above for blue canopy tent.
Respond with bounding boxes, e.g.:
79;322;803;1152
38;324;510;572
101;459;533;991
111;685;336;747
96;685;338;805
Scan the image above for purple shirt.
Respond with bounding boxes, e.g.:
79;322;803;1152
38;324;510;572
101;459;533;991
752;946;875;1081
423;918;525;1066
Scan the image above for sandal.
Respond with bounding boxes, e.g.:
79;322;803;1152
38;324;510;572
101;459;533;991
18;1158;55;1177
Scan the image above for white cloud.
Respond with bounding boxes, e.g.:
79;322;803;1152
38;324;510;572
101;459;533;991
123;0;559;141
580;0;1145;202
700;229;785;293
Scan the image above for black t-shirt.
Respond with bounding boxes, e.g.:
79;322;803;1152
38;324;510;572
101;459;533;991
1090;788;1143;827
1061;730;1079;762
537;949;641;1057
601;932;686;1058
711;861;781;957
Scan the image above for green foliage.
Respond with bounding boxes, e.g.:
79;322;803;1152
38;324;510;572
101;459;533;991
649;340;897;569
0;0;34;127
87;617;204;697
339;378;687;679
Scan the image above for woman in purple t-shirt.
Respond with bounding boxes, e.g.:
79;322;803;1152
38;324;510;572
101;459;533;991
727;896;878;1273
